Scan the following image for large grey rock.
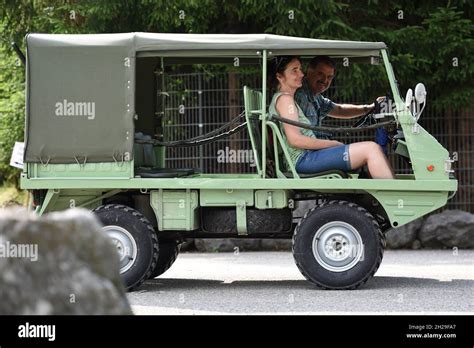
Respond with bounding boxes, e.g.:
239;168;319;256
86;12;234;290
385;218;423;249
194;238;262;252
0;208;132;314
419;210;474;248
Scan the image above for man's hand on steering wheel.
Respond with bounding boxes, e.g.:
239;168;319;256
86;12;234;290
353;96;386;128
368;96;386;114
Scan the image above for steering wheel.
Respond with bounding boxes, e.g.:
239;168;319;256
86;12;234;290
352;111;376;128
352;96;386;128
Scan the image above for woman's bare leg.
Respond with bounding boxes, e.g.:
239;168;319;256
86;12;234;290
348;141;394;179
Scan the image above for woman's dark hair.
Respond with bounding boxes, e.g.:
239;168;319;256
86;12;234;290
268;55;301;90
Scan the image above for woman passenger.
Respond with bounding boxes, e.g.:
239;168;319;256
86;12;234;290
268;56;394;179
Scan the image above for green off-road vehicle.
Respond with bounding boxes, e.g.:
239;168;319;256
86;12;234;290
17;33;457;290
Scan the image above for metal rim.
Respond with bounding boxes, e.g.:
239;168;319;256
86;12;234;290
103;225;138;274
312;221;364;272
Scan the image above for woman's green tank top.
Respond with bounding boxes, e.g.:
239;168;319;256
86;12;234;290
268;91;316;170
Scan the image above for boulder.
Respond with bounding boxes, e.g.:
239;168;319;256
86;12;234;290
419;210;474;248
385;218;423;249
0;208;132;314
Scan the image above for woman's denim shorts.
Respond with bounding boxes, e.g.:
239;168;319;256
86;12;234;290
295;144;351;173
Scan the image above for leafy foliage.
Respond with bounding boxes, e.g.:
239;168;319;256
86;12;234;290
0;46;24;184
0;0;472;183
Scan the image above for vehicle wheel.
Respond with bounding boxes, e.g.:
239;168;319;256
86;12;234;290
292;200;385;290
93;204;158;291
148;238;181;279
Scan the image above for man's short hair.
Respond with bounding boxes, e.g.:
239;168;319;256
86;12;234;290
308;56;335;70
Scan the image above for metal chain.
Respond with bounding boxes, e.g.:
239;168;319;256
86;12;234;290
135;111;247;147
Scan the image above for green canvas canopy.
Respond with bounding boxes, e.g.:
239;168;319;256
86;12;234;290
24;33;386;164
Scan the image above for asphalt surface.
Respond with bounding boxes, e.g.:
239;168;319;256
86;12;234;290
127;250;474;315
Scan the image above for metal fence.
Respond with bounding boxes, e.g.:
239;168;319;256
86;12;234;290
163;68;260;174
162;68;473;212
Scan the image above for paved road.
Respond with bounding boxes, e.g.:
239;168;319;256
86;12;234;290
127;250;474;315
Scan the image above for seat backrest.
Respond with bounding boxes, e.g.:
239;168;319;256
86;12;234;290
266;120;299;178
134;132;157;168
244;86;300;178
134;132;145;167
243;86;263;174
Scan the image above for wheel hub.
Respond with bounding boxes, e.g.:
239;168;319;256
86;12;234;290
103;225;138;274
312;221;364;272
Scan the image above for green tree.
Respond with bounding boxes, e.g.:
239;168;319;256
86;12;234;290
0;45;24;184
0;0;472;184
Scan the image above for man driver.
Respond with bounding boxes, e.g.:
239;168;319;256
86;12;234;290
295;55;388;153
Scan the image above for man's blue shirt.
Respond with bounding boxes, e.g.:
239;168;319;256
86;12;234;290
294;78;336;139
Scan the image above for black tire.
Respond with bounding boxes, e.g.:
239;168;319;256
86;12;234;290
93;204;159;291
148;238;180;279
292;200;385;290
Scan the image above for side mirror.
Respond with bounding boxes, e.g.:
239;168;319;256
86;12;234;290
405;88;413;110
414;83;427;104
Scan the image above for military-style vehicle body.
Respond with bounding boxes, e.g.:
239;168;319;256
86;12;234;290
20;33;457;290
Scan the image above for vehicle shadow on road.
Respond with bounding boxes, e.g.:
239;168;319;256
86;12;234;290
367;276;474;290
142;278;310;290
141;276;473;291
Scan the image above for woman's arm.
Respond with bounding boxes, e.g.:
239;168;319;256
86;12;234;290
276;95;343;150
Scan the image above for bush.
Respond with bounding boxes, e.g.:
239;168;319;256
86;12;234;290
0;46;24;185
